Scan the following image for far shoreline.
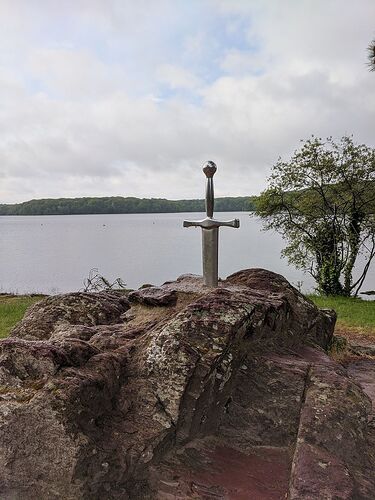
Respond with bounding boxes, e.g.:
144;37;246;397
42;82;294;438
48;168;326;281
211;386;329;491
0;195;257;216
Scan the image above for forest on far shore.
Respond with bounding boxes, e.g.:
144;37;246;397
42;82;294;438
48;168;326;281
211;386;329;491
0;195;256;216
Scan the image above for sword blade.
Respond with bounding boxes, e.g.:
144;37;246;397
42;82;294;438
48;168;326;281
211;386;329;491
202;228;218;287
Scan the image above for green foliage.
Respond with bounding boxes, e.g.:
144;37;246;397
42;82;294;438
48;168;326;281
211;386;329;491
256;136;375;296
0;295;44;338
0;196;256;216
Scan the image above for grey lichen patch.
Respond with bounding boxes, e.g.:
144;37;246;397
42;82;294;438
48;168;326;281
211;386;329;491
144;290;256;429
218;352;234;391
0;384;39;403
216;303;254;327
152;409;174;429
146;322;194;423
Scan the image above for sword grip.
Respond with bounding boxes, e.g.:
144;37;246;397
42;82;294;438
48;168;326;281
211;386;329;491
205;177;214;218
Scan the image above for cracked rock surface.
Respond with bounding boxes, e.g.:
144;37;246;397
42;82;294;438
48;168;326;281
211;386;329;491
0;269;373;499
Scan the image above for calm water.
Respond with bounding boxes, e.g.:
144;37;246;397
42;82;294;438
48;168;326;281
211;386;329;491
0;212;374;295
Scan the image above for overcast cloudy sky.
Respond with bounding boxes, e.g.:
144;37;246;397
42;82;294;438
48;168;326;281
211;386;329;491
0;0;374;203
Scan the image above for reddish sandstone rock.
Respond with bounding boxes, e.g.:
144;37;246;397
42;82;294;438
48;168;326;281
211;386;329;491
10;291;130;341
0;269;372;499
289;360;374;499
128;286;177;306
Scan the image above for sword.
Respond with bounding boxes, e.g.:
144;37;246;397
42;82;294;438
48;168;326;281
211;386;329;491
183;161;240;287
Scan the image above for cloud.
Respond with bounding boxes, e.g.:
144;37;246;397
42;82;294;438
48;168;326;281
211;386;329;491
156;64;202;90
0;0;374;203
27;48;125;99
220;49;268;76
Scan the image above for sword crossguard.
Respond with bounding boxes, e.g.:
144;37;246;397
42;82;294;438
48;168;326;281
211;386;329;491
183;217;240;230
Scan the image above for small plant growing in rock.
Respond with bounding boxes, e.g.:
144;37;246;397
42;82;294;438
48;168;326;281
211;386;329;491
81;268;127;292
368;37;375;71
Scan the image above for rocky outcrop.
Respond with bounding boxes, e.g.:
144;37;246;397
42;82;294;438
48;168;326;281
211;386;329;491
10;291;131;341
0;269;373;499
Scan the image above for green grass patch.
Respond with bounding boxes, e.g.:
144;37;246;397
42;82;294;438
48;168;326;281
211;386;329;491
0;295;44;338
308;295;375;332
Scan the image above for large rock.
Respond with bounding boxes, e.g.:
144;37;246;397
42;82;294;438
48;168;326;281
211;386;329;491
10;291;131;341
0;269;372;499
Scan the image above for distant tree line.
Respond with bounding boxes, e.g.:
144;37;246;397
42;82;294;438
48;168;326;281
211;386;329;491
0;196;256;216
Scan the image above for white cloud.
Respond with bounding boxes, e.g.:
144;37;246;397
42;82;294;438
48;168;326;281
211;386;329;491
0;0;374;203
27;48;125;99
156;64;202;90
220;49;268;75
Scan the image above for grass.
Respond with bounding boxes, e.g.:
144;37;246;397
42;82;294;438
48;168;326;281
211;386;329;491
0;295;44;338
308;294;375;335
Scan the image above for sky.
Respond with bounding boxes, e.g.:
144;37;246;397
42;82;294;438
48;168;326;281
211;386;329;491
0;0;374;204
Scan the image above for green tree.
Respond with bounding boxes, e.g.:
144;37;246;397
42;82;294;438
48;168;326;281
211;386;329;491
256;136;375;296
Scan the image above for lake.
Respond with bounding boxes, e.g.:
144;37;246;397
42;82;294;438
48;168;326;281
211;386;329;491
0;212;374;295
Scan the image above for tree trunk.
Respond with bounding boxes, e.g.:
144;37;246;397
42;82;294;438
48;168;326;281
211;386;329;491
315;226;344;296
317;258;344;295
343;213;362;296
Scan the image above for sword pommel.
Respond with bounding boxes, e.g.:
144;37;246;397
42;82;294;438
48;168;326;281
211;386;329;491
203;161;217;178
203;161;216;218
